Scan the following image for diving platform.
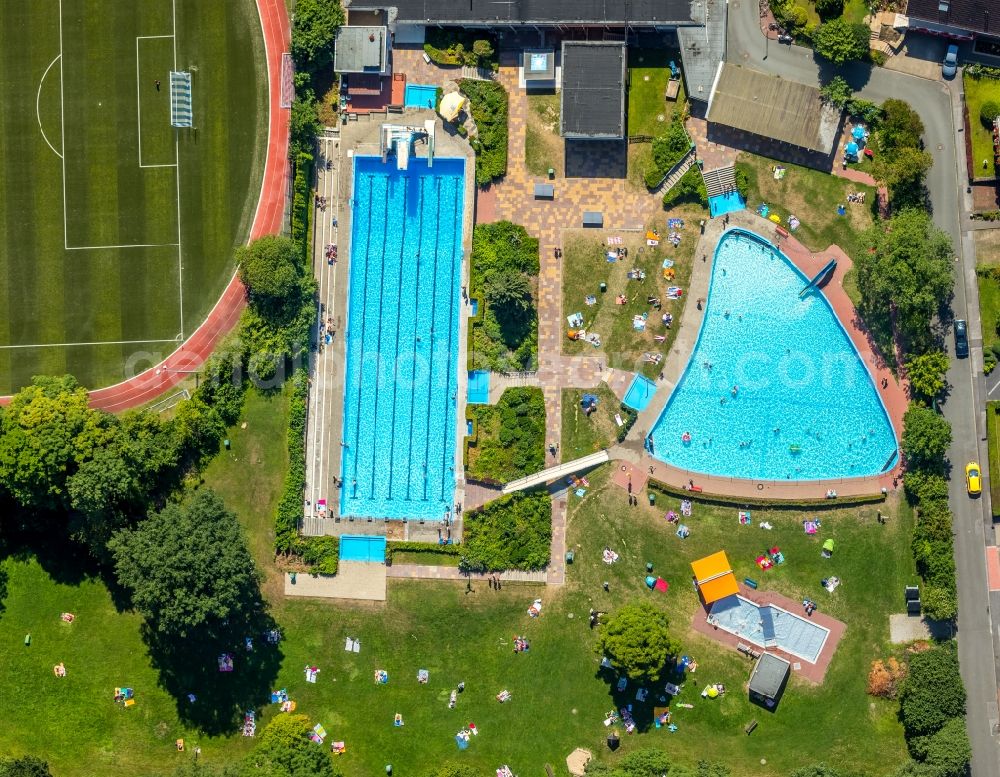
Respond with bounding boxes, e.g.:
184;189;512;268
501;450;610;495
379;120;437;171
799;258;837;298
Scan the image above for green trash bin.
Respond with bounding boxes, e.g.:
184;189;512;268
548;167;555;179
648;492;656;505
224;439;231;450
646;562;654;573
565;551;575;564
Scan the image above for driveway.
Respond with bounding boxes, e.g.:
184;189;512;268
727;4;1000;774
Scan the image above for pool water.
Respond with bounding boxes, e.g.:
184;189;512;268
649;228;896;481
468;370;490;404
709;191;745;218
709;595;829;663
404;83;437;109
340;156;465;519
623;374;657;411
339;535;387;563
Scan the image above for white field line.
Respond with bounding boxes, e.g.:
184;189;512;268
36;55;63;159
0;338;179;349
65;242;179;251
136;35;177;169
172;0;184;339
59;0;68;248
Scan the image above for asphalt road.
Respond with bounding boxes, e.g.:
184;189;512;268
726;4;1000;774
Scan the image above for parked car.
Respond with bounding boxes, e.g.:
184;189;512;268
954;319;969;358
778;33;794;45
965;462;982;496
942;44;959;78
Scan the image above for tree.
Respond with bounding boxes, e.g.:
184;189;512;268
905;350;950;402
171;397;226;462
903;470;949;504
471;38;495;66
0;757;53;777
484;270;533;313
921;585;958;621
813;19;870;64
242;714;337;777
980;100;1000;128
597;602;681;683
289;90;320;160
879;99;924;152
237;236;302;315
898;642;966;737
855;209;954;354
819;75;852;108
814;0;844;18
289;0;344;74
870;147;933;208
109;490;260;637
909;716;971;777
901;404;952;473
0;375;112;512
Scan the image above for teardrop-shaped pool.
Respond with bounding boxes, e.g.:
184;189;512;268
649;229;897;481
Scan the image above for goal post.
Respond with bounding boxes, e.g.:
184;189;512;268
170;71;193;128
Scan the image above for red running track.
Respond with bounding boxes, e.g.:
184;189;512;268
86;0;291;412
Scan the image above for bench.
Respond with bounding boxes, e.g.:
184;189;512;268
745;719;758;735
534;183;554;200
775;226;789;239
583;211;603;228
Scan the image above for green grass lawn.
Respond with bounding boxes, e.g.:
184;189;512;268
562;384;623;460
737;154;875;261
788;0;867;30
964;73;1000;179
561;206;702;377
627;48;684;138
988;403;1000;518
977;270;1000;357
525;92;563;177
1;387;916;776
0;0;267;393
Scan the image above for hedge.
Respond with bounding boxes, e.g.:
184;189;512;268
297;534;339;575
274;370;308;555
386;541;462;564
644;121;692;190
290;152;313;263
662;165;707;208
459;79;508;186
464;491;552;571
616;404;638;443
466;387;546;483
646;478;885;510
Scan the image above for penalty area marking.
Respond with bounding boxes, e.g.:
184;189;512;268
36;54;63;159
136;34;177;169
0;338;180;350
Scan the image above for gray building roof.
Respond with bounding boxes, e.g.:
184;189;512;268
560;42;626;139
352;0;695;24
749;652;791;700
334;25;391;74
678;0;726;101
707;64;842;154
906;0;994;35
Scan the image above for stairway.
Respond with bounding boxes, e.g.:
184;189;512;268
460;65;494;81
701;165;736;197
655;148;696;195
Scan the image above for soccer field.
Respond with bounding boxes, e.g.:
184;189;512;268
0;0;267;394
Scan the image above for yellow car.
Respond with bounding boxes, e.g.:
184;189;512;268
965;462;982;496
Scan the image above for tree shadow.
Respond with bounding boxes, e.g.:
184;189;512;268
3;523;99;588
143;605;284;735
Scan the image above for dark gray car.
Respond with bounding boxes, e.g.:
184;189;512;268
954;319;969;358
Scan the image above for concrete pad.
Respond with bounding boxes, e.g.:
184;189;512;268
888;613;951;643
284;561;386;601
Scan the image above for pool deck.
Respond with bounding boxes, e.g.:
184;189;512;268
302;113;477;534
284;563;387;602
690;583;846;683
614;208;907;501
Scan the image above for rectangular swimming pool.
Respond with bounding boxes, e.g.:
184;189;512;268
404;83;437;109
339;535;387;563
340;156;466;519
623;374;657;411
708;594;829;663
708;191;745;218
467;370;490;404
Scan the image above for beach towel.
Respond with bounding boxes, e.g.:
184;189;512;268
616;677;627;692
418;669;429;683
803;520;819;534
575;488;587;498
664;682;681;696
305;666;320;683
567;312;584;328
636;688;648;702
374;669;388;684
602;548;619;564
614;413;624;427
760;521;773;530
680;499;692;517
527;599;542;617
585;294;597;305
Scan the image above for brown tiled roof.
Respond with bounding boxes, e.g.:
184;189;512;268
346;74;383;97
906;0;994;34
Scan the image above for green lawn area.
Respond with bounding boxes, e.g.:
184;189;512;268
0;0;266;394
0;383;916;776
977;270;1000;357
562;384;624;460
525;92;563;178
988;403;1000;518
627;48;684;138
964;73;1000;179
736;154;876;261
788;0;867;28
561;205;703;377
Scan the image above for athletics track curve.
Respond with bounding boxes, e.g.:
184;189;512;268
85;0;290;412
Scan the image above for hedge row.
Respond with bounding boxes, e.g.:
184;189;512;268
463;491;551;571
459;79;508;186
290;151;313;262
385;541;463;564
904;470;958;622
646;478;885;510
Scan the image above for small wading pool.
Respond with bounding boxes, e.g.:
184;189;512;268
708;594;829;663
468;370;490;404
339;535;387;564
623;374;657;412
404;83;437;108
708;191;745;219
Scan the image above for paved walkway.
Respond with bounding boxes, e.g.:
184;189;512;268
386;564;547;583
63;0;291;412
284;563;387;601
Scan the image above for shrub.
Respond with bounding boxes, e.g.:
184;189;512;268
645;120;692;190
617;404;638;443
734;166;750;200
274;370;308;554
385;541;462;564
460;79;508;185
815;0;844;18
898;642;965;737
845;98;883;126
867;657;907;699
296;535;339;575
463;491;552;571
290;152;314;261
981;100;1000;127
921;585;958;621
820;76;852;108
424;28;498;70
908;716;971;777
662;165;707;208
467;388;546;482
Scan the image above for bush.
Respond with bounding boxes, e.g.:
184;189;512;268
463;491;552;571
274;371;308;554
617;404;638;443
645;120;692;190
290;152;314;261
734;166;750;200
867;657;907;699
662;165;707;208
909;717;971;777
424;28;498;70
467;388;546;482
815;0;844;18
820;75;852;108
981;100;1000;127
385;541;462;564
845;98;883;126
296;535;339;575
898;642;966;737
460;79;508;185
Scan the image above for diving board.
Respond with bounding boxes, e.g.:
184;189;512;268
170;71;193;128
501;450;610;495
799;258;836;298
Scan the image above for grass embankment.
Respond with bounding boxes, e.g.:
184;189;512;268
525;92;563;178
737;153;875;261
561;206;702;377
562;384;625;459
964;72;1000;179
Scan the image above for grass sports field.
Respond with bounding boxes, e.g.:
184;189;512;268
0;0;267;394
